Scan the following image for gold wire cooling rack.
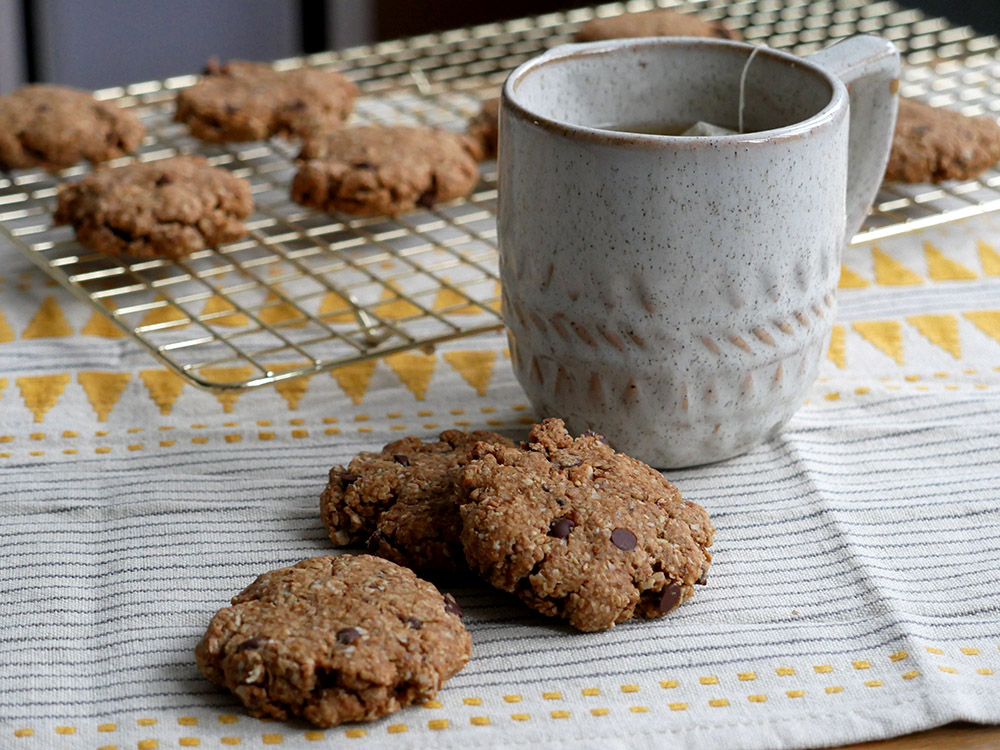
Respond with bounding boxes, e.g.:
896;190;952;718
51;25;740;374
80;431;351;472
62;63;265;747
2;0;999;391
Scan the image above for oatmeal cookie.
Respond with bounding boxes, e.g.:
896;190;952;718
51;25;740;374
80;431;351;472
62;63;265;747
886;97;1000;183
195;554;471;727
53;156;253;260
175;59;356;142
322;430;514;573
461;419;713;632
0;84;144;171
575;9;741;43
292;125;482;216
467;98;499;160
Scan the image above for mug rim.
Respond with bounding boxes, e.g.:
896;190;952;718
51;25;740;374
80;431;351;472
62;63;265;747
501;37;847;145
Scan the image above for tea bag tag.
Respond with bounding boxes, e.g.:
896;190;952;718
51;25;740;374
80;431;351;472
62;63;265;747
681;121;736;136
680;44;768;137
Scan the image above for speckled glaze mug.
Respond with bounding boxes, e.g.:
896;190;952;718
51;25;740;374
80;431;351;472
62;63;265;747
498;35;899;468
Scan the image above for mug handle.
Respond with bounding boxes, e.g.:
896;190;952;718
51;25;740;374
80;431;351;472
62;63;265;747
807;36;900;240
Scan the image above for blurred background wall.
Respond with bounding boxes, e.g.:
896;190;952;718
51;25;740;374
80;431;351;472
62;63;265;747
1;0;998;93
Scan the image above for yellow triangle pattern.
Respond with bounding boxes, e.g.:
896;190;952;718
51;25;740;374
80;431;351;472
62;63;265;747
385;352;436;400
852;321;904;364
16;374;70;422
78;371;131;422
977;241;1000;276
872;248;923;286
838;265;869;289
81;301;124;338
200;366;253;413
270;364;313;410
906;315;961;359
139;297;189;329
433;279;481;315
374;288;423;320
201;294;249;327
22;297;73;338
443;350;497;395
0;307;14;343
331;361;376;405
924;242;977;282
963;311;1000;346
140;369;186;415
827;325;846;369
318;291;357;323
258;290;308;328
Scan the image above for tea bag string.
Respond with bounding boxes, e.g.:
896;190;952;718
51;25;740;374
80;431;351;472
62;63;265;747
738;44;768;134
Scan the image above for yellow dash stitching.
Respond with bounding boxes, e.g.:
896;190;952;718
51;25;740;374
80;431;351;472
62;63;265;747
902;670;921;680
137;718;157;726
961;647;980;655
977;668;994;675
620;684;639;693
552;710;571;718
511;713;530;721
262;734;283;744
738;672;757;681
852;660;871;670
776;667;794;676
709;699;730;707
218;715;238;724
98;723;116;732
669;703;687;711
137;741;158;750
14;728;33;737
699;676;718;685
304;730;325;740
889;651;908;662
786;690;805;698
590;708;609;717
629;706;648;713
939;666;958;674
748;695;767;703
582;688;600;696
826;686;844;694
178;717;197;726
660;680;678;689
221;738;240;746
427;719;448;730
345;727;366;737
422;700;442;709
470;717;490;726
503;695;521;703
291;429;309;438
179;739;200;747
463;697;482;706
814;665;833;673
925;646;944;654
865;680;883;687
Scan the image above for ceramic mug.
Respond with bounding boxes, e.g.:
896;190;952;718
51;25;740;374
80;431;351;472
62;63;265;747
497;35;899;468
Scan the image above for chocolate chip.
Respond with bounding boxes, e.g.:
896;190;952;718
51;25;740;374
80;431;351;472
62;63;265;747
443;594;462;618
393;454;410;466
405;617;423;630
155;175;172;187
224;104;239;115
658;584;682;613
288;99;307;110
581;430;610;446
416;189;436;209
555;498;565;507
336;627;360;645
235;636;265;652
352;161;376;170
366;531;386;553
341;473;359;486
317;668;340;689
610;528;636;551
696;569;709;586
109;226;133;243
548;517;575;539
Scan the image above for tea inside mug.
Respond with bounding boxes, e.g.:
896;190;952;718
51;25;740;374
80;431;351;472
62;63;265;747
511;42;833;135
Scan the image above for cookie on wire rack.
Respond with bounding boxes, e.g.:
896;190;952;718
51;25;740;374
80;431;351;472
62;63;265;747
574;8;742;42
0;84;145;172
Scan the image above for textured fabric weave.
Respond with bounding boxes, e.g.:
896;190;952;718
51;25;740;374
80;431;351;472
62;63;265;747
1;217;999;749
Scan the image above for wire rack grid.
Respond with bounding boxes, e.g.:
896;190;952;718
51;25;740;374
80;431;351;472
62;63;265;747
1;0;999;391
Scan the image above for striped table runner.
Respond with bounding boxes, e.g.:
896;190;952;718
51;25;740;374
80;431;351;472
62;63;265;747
1;215;998;749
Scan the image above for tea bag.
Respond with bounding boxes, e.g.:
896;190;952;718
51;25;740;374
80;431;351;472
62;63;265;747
680;44;767;137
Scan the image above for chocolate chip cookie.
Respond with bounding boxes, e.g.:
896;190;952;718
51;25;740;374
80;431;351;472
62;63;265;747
575;9;742;42
54;156;253;260
467;98;499;160
461;419;713;632
291;126;483;216
322;430;514;573
196;555;470;727
0;85;145;172
175;60;357;142
886;97;1000;183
